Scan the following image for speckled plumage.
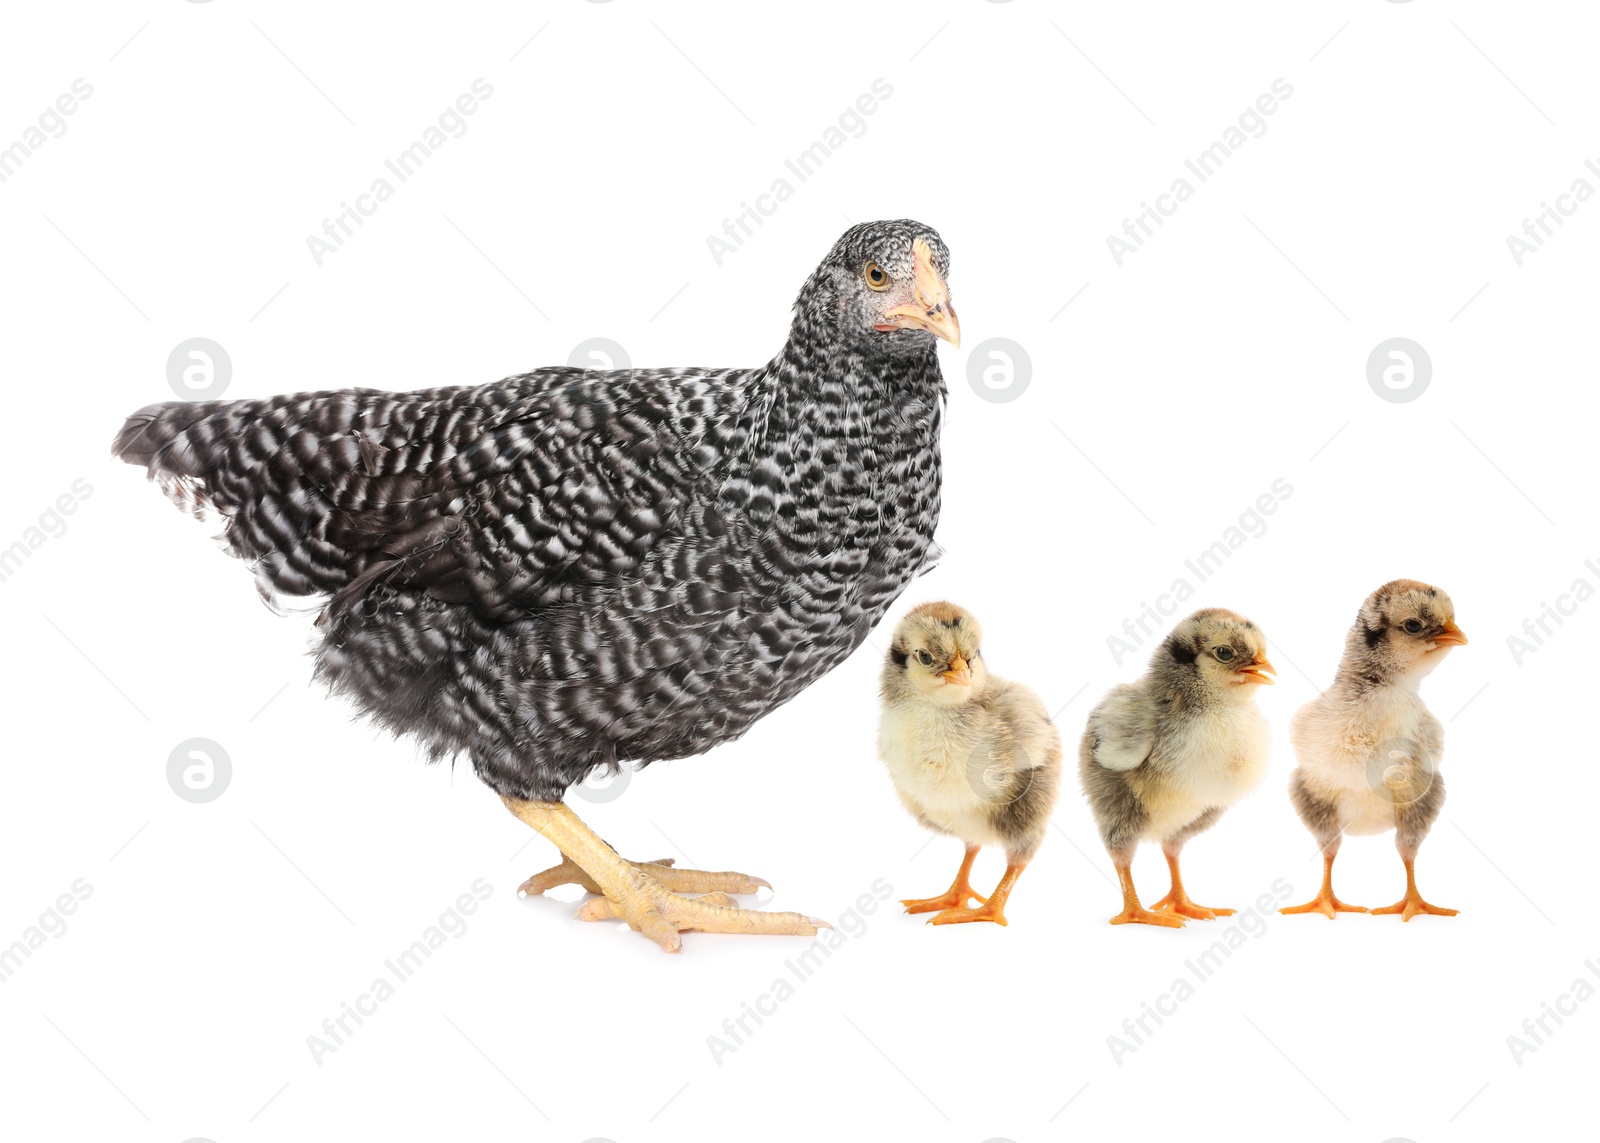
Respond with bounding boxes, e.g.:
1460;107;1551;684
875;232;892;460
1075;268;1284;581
114;221;953;802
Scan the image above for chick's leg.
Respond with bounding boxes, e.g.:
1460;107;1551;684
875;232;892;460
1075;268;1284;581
929;862;1025;926
1281;852;1370;919
901;844;988;913
1110;853;1185;928
503;798;826;953
1372;780;1456;921
1150;845;1235;920
1372;856;1458;921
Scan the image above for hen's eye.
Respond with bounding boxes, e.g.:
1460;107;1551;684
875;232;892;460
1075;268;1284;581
1403;618;1423;635
865;262;890;291
1214;646;1235;662
915;649;934;667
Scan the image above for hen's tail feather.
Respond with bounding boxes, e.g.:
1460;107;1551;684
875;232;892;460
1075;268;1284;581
112;395;398;604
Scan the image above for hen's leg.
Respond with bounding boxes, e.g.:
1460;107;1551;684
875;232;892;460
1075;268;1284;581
1109;852;1185;928
1150;844;1235;920
901;844;988;913
503;798;825;953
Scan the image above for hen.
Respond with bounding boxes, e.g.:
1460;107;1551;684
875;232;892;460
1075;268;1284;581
114;220;960;952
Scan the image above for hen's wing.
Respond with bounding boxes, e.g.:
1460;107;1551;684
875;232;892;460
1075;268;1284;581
1086;683;1155;772
113;366;749;621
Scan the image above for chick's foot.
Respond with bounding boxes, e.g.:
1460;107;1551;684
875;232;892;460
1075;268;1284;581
1280;890;1370;919
1280;854;1369;919
1110;863;1185;928
1372;860;1457;922
902;844;988;914
1150;889;1235;921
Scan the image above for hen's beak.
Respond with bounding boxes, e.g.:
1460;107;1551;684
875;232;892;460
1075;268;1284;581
1236;655;1276;685
1431;621;1469;647
942;654;972;688
877;237;960;348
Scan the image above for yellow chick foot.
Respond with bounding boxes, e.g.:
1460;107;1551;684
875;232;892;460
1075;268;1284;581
1371;860;1458;922
1150;891;1234;921
1109;866;1186;928
926;864;1024;926
1149;852;1235;919
902;844;989;914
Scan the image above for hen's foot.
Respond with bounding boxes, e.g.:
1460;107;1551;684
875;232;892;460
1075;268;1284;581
503;798;818;953
519;852;770;899
580;872;826;951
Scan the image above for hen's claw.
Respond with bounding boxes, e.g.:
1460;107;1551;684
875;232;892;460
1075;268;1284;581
596;873;827;952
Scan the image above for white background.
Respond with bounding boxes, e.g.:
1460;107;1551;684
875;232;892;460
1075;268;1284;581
0;3;1593;1141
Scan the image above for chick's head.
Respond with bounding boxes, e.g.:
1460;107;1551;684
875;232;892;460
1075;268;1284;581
1346;579;1467;684
884;601;987;707
1155;608;1276;701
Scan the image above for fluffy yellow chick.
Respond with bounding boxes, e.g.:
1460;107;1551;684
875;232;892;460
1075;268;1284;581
877;601;1062;926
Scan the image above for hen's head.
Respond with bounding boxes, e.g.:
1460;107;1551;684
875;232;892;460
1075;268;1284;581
1341;579;1466;687
794;220;959;355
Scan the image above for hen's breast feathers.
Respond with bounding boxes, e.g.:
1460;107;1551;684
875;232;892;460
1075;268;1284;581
116;366;752;622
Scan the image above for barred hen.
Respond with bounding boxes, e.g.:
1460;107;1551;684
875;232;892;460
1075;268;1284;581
113;220;959;952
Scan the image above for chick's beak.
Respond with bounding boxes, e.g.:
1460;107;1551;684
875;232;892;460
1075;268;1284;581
1432;621;1469;647
878;237;960;347
1236;656;1276;685
941;654;972;688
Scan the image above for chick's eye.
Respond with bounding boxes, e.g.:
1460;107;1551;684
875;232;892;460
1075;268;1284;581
1214;646;1235;662
915;649;934;667
864;262;890;291
1403;618;1424;635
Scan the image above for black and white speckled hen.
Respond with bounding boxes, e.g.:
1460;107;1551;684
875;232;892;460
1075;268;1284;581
114;220;959;952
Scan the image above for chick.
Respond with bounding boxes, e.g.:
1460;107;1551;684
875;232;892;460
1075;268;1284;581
1281;579;1467;921
1080;609;1275;927
877;602;1062;926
